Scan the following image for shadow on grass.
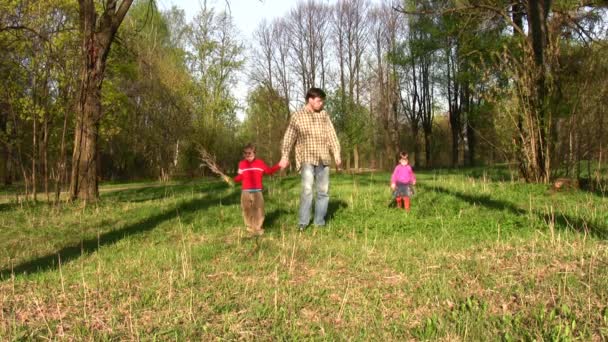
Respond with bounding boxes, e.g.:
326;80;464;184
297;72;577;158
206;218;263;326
578;178;608;198
420;184;608;239
327;199;348;222
102;181;228;203
0;190;240;280
275;175;300;189
0;202;19;211
463;167;516;182
428;165;517;183
0;200;58;212
104;187;174;203
264;208;289;230
345;174;388;187
261;199;347;227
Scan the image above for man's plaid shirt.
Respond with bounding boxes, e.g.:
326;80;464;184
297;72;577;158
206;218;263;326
281;106;341;170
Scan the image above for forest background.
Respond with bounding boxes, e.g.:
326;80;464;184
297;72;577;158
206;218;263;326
1;0;607;201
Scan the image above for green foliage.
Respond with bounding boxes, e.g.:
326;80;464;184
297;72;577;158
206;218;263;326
325;90;374;166
185;5;244;175
0;0;247;186
98;1;195;180
240;86;289;163
0;0;80;189
88;1;246;180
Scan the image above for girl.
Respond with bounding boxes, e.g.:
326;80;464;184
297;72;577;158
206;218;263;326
390;152;416;211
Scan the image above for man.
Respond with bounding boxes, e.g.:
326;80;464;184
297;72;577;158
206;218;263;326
279;88;341;231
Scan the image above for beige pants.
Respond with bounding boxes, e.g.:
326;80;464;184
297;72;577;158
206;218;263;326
241;191;265;234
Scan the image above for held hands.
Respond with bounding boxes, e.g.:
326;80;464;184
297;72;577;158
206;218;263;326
278;158;344;172
278;158;289;170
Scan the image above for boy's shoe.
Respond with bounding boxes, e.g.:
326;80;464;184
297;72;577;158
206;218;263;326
255;228;265;236
298;224;307;232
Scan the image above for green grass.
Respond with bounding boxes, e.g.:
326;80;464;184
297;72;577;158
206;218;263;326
1;170;607;340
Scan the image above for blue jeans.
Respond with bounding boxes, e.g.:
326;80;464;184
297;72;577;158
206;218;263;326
299;164;330;226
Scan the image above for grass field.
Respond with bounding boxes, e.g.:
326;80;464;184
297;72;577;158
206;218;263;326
1;169;607;340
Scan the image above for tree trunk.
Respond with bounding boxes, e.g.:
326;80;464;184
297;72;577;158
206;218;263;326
353;145;359;171
450;121;459;167
0;103;11;185
465;91;477;167
70;37;106;202
446;44;460;167
43;112;49;201
466;121;475;167
70;0;134;201
56;106;69;203
70;100;100;200
8;101;26;191
412;125;421;167
526;0;551;183
32;104;37;201
346;151;351;171
513;1;529;179
424;129;432;168
3;145;12;186
41;73;50;202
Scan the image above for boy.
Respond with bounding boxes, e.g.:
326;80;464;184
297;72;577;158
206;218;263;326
234;144;280;235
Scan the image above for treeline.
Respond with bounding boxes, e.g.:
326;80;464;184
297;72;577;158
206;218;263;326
1;0;607;202
245;0;608;182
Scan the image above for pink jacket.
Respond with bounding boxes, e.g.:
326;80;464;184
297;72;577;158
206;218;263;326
391;164;416;185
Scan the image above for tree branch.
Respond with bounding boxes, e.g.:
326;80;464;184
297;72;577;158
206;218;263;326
0;25;47;41
113;0;134;30
393;3;528;37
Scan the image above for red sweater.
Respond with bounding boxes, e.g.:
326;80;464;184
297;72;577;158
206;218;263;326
234;159;280;191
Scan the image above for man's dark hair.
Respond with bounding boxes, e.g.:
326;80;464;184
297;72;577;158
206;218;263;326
305;87;326;101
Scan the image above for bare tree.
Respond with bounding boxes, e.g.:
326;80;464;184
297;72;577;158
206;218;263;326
271;19;294;116
368;3;402;168
251;20;275;90
331;0;370;170
250;18;294;117
286;0;331;95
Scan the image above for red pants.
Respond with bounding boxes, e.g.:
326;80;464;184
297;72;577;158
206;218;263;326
395;196;411;211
